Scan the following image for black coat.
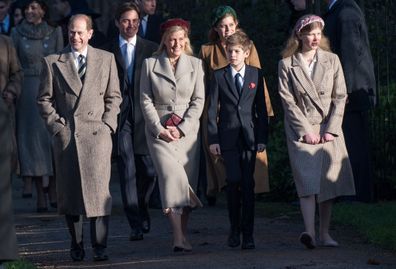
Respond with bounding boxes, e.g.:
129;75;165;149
323;0;376;111
207;65;268;151
139;14;164;44
102;36;158;154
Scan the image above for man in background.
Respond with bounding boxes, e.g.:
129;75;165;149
323;0;376;202
0;0;14;35
102;1;158;241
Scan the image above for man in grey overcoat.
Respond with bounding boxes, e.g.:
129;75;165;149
0;34;22;267
37;14;121;262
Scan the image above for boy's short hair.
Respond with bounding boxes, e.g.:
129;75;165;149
225;29;252;52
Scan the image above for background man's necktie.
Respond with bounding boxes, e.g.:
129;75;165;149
0;22;5;34
123;43;134;82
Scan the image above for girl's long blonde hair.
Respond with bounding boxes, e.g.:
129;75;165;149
281;21;331;59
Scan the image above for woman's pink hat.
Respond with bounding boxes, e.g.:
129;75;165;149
294;15;325;33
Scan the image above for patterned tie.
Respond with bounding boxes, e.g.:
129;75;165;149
235;73;243;95
78;54;86;82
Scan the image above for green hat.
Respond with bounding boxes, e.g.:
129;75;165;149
211;5;237;27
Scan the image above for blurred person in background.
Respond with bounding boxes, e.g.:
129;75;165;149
0;33;22;268
323;0;376;203
11;0;63;212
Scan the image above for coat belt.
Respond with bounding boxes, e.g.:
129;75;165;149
154;104;189;111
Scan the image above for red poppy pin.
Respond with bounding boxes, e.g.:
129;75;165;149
248;82;256;89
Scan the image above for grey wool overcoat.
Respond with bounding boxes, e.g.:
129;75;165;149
140;51;205;208
278;49;355;202
37;45;122;217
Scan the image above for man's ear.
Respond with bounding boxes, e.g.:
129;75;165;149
87;29;94;39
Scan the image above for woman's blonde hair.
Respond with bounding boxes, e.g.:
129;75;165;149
281;21;331;59
155;25;194;56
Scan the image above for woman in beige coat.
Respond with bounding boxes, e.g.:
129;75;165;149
278;15;355;249
140;18;205;252
199;5;274;205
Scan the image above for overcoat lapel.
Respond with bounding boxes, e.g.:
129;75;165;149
311;50;329;95
111;36;129;87
239;65;255;103
223;67;240;101
56;46;82;96
291;53;324;113
174;53;194;81
153;51;176;86
76;46;102;109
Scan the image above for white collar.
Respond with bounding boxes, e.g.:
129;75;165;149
328;0;338;10
119;34;137;48
71;46;88;59
230;64;246;79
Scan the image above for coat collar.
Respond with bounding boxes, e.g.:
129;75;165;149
222;65;256;102
223;66;240;100
290;48;331;113
56;45;101;98
153;51;194;85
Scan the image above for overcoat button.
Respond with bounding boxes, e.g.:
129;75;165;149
93;131;97;135
167;105;172;111
88;111;93;116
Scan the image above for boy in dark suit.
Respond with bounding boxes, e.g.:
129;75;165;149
207;30;268;250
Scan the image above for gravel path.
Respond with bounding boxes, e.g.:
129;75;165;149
12;177;396;269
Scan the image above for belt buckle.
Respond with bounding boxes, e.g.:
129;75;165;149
167;105;173;111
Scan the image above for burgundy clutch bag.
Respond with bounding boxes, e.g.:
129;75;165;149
165;113;183;127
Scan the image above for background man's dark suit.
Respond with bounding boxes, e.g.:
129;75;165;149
103;35;158;240
207;65;268;244
323;0;376;202
137;14;163;44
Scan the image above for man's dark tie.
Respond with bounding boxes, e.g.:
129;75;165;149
0;22;5;34
235;73;243;95
78;54;86;82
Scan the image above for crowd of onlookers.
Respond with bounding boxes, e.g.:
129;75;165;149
0;0;376;265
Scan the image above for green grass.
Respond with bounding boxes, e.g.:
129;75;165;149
333;201;396;251
4;260;37;269
255;201;300;218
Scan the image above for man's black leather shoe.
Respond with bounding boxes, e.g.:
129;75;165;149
129;228;144;241
227;231;240;248
206;196;216;206
241;236;255;250
70;245;85;261
142;218;150;233
93;248;108;261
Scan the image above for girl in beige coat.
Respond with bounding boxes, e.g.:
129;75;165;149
140;19;205;252
278;15;355;249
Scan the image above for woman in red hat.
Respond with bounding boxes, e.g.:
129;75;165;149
140;18;205;252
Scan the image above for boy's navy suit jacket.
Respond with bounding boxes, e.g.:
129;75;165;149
207;64;268;151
